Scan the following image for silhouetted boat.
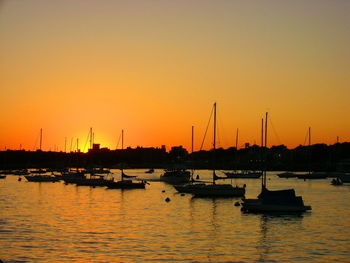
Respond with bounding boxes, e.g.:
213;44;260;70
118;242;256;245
241;112;311;213
75;173;109;186
61;169;86;184
24;173;60;182
181;103;245;197
224;170;262;179
106;130;146;189
84;167;112;175
331;178;343;185
13;169;30;176
277;172;297;178
296;172;327;180
160;169;191;184
0;175;6;179
31;169;48;174
106;170;146;189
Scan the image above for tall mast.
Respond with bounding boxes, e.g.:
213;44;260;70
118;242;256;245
213;103;216;151
89;127;93;149
39;128;43;151
121;129;124;180
264;112;268;188
261;118;264;148
191;126;194;154
122;129;124;150
308;127;311;174
235;128;239;149
308;127;311;147
213;102;217;184
77;138;79;152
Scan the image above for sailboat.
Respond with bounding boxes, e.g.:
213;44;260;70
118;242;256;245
106;130;147;189
176;103;245;197
24;129;60;182
296;127;327;180
241;113;312;213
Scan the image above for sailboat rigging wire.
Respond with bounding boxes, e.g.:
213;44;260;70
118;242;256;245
32;131;39;151
116;131;122;149
83;130;90;152
216;110;226;149
200;105;214;151
268;117;282;145
303;128;309;146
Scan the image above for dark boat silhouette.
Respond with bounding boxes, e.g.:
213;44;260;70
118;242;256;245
241;113;311;213
175;103;245;197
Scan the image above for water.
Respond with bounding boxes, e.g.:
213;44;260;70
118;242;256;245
1;170;350;262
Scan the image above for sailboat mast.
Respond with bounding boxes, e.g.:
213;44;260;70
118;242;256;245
213;103;216;151
191;126;194;154
264;112;268;188
121;129;124;180
213;103;217;184
235;128;239;149
122;129;124;150
308;127;311;174
89;127;93;150
308;127;311;146
39;128;43;151
261;118;264;148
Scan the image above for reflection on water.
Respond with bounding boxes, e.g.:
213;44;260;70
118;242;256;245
0;170;350;262
257;214;304;262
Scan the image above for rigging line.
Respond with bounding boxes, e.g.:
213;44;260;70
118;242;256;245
83;129;90;152
116;131;122;149
32;131;39;151
268;117;282;145
200;105;214;151
216;110;225;149
303;128;309;146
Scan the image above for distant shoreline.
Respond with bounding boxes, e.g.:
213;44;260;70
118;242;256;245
1;142;350;172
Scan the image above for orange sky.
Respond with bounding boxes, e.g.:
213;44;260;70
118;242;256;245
1;0;349;152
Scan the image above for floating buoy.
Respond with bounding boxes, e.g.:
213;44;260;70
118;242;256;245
165;197;171;202
234;201;240;207
18;177;22;182
180;193;185;196
162;190;166;193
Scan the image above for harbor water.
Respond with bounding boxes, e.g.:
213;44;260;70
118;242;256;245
1;170;350;262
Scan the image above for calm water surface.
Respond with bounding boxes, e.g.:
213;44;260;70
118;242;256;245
1;170;350;262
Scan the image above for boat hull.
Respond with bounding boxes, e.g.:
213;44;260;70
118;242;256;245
190;184;245;197
106;180;146;189
224;172;262;179
241;198;311;213
24;175;60;182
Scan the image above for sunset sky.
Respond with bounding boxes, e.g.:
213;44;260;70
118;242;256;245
1;0;349;152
